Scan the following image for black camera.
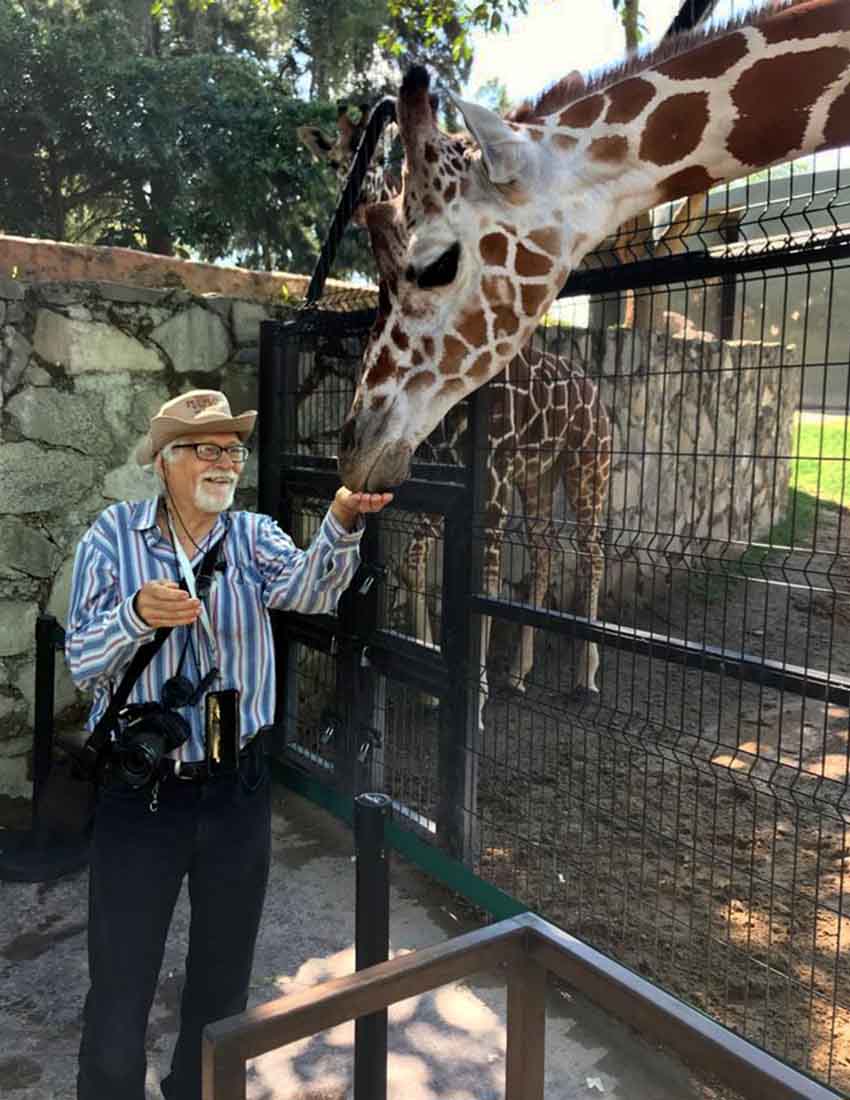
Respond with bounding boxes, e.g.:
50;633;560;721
112;700;192;789
111;669;223;788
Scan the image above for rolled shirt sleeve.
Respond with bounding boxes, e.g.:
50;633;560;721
254;508;364;615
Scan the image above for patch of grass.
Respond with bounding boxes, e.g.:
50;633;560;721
689;413;848;600
792;414;849;510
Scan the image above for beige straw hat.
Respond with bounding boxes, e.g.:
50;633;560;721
136;390;257;465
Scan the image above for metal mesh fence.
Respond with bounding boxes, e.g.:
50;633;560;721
262;132;850;1097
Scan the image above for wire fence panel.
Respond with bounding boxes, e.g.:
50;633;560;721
260;143;850;1093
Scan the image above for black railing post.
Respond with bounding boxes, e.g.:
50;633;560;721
0;614;88;882
353;792;391;1100
31;612;59;817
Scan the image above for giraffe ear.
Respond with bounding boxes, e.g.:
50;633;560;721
446;92;528;185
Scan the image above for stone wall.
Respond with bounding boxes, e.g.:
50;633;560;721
0;273;290;797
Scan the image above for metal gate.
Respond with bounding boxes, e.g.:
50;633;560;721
258;302;487;861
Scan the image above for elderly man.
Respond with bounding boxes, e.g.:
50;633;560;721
66;390;391;1100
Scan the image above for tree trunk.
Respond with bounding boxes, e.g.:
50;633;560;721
143;175;176;256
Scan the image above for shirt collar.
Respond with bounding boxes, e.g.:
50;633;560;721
130;497;162;532
130;496;229;548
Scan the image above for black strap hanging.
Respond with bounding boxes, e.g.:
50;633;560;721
74;534;226;778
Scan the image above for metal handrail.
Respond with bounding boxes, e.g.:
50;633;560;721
202;911;839;1100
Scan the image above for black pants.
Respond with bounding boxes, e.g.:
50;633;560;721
77;748;271;1100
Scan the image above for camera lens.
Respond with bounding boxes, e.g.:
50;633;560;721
116;734;162;789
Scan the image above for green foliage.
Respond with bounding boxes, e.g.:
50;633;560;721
0;0;377;273
0;0;526;275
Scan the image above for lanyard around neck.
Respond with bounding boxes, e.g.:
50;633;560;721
167;511;218;661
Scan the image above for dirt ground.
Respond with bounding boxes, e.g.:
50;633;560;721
345;501;850;1095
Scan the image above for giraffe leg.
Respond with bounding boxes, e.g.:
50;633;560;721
398;514;442;649
565;453;609;697
469;466;509;729
506;467;554;693
398;514;442;709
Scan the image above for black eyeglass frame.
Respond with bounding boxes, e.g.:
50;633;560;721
170;443;251;463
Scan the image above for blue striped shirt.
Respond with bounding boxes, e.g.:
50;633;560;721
65;497;363;761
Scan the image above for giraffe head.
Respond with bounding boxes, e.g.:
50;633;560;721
339;1;850;491
338;65;569;489
298;101;400;225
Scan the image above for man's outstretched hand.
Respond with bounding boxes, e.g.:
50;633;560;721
331;487;394;531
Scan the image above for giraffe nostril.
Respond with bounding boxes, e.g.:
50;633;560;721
404;265;416;283
340;417;357;453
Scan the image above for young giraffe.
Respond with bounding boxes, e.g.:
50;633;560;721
299;102;613;693
338;0;850;694
401;337;611;695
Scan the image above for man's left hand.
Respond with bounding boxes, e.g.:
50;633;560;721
331;487;394;531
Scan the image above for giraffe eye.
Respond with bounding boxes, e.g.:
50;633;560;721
417;242;460;290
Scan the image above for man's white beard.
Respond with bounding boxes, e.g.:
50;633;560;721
194;478;237;513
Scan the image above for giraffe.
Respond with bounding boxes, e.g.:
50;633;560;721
339;0;850;485
337;0;850;695
297;101;401;226
298;101;613;694
398;338;611;696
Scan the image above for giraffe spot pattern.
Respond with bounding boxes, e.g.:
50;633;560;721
528;227;562;255
424;143;439;163
604;77;656;124
558;94;605;128
639;91;709;166
552;134;578;152
438;335;468;374
521;283;550;317
391;324;409;351
411;348;424;366
468;351;492;380
480;233;509;266
493;308;520;338
761;0;850;45
656;165;718;204
444;182;457;202
457;309;488;347
589;135;629;163
728;48;850;166
657;31;748;80
423;336;435;358
481;274;516;307
368;346;396;388
404;370;436;393
515;242;553;277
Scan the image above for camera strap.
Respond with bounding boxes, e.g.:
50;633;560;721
75;535;226;779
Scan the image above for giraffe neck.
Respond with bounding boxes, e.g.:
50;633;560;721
515;2;850;264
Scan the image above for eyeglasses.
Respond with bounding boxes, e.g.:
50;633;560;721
172;443;250;463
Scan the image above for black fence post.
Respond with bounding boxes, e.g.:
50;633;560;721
353;792;391;1100
259;320;298;753
31;612;59;815
0;614;88;882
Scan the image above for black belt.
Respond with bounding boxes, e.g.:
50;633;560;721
159;734;264;784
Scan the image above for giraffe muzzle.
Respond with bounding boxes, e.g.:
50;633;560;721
338;426;412;492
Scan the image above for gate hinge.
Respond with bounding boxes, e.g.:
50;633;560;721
357;562;387;595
